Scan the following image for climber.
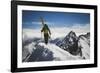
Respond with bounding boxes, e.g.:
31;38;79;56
41;24;51;44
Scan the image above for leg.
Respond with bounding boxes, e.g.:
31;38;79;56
44;34;48;44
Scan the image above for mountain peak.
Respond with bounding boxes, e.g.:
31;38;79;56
68;31;77;38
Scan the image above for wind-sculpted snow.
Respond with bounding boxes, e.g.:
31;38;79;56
78;33;90;59
22;42;36;62
38;43;82;61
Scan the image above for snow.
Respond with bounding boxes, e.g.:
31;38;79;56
22;27;90;62
38;43;82;61
25;42;36;54
78;37;90;59
22;42;36;61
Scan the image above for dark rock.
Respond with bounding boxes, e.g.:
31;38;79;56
27;44;54;62
57;31;80;55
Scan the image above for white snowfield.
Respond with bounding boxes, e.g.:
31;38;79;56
78;37;90;59
39;43;82;61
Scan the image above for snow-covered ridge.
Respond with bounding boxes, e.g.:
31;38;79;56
39;43;82;60
22;30;90;62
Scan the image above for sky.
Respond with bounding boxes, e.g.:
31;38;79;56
22;10;90;29
22;10;90;39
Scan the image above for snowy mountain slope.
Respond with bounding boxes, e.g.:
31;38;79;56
23;42;82;62
56;31;79;55
22;30;90;62
38;43;82;61
22;42;36;62
78;33;90;59
56;31;90;59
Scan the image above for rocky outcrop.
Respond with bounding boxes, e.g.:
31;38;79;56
56;31;90;59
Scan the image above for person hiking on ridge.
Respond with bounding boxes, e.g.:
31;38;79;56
41;24;51;44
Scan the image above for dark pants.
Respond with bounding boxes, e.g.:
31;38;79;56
44;33;49;44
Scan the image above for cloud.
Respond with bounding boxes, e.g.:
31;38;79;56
23;23;90;40
23;21;55;26
50;23;90;38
